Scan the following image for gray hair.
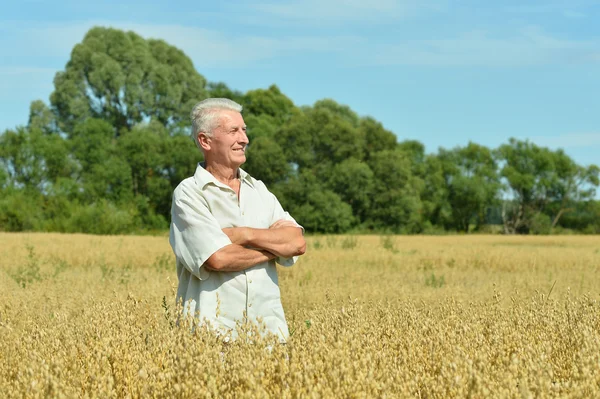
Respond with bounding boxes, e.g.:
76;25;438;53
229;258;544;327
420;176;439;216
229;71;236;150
190;98;243;148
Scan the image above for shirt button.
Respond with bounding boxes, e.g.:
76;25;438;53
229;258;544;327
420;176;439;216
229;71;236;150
249;280;252;283
248;303;252;308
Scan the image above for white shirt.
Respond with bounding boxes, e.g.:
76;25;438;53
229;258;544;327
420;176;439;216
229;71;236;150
169;163;302;341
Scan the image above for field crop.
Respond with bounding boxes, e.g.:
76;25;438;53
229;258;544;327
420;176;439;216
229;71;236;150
1;233;599;397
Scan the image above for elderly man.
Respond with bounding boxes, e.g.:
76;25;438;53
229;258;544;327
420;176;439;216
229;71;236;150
169;98;306;341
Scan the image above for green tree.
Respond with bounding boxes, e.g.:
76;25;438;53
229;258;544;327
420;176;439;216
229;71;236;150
326;159;374;222
70;118;133;203
310;106;366;163
556;199;600;233
118;121;167;197
206;82;245;104
0;127;60;190
420;155;452;230
438;143;501;232
243;136;290;186
546;150;599;228
360;117;398;160
243;85;299;144
396;141;451;231
28;100;59;135
163;134;203;187
496;138;557;234
276;109;314;169
0;188;44;231
244;85;296;124
313;98;360;127
275;171;355;233
367;149;423;232
51;26;207;134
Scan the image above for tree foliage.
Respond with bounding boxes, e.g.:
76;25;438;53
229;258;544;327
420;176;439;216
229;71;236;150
51;27;206;134
0;26;598;235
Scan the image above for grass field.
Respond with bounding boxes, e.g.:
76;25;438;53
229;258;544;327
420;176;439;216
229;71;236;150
1;233;599;397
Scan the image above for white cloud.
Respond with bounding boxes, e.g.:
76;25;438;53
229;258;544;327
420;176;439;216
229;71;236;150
0;67;57;75
251;0;446;24
1;21;89;57
562;10;586;18
120;23;361;67
1;21;362;69
2;20;600;73
364;26;600;67
506;0;599;16
0;67;56;91
527;132;600;149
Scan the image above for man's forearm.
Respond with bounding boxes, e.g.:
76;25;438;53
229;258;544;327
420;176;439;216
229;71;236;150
223;227;306;258
205;244;276;272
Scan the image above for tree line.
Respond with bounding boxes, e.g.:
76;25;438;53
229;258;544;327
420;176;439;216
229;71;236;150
1;27;599;235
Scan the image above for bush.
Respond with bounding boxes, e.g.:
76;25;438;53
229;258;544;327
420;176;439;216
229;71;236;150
530;213;552;235
67;200;138;235
0;190;44;232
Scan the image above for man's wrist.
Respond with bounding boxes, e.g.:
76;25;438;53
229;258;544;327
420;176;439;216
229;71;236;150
244;227;258;247
262;249;277;260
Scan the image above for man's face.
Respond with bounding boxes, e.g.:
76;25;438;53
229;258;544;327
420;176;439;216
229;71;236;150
204;110;249;167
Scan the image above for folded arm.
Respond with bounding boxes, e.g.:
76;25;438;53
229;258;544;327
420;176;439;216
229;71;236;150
204;244;277;272
223;220;306;258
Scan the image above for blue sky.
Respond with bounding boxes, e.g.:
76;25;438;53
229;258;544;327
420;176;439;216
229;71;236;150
2;0;600;168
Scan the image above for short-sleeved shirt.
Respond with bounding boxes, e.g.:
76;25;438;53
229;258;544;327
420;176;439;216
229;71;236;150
169;163;302;341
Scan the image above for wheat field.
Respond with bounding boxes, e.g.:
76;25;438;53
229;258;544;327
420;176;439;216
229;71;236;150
1;232;599;398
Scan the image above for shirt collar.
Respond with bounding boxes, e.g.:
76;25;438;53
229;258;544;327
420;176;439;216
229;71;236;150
194;163;254;189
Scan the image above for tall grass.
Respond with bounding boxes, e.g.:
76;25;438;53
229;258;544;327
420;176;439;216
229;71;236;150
1;233;599;397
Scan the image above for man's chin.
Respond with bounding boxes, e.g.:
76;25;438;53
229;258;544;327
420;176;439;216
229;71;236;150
231;155;246;167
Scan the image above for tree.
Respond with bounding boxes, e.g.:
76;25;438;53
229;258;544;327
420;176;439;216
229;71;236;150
275;171;355;233
546;150;599;228
555;199;600;233
50;26;207;134
496;138;557;234
243;85;296;124
28;100;59;135
69;118;133;203
313;99;360;127
243;136;290;186
309;106;366;163
276;110;314;169
438;143;501;232
206;82;245;104
325;159;374;222
163;134;203;188
367;149;424;232
420;155;452;230
360;117;398;160
118;121;168;197
0;127;48;191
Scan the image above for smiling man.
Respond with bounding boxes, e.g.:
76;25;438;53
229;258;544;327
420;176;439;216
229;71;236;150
169;98;306;341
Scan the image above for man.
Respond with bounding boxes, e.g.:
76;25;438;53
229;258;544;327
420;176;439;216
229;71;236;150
169;98;306;341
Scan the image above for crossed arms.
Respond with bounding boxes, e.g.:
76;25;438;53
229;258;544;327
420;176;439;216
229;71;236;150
204;220;306;272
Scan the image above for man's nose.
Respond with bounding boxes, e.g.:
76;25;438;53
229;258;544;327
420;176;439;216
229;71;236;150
238;130;249;144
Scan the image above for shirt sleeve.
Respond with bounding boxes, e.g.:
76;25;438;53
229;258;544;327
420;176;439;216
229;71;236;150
267;186;304;267
169;184;232;280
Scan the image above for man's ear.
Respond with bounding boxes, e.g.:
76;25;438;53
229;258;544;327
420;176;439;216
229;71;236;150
198;133;211;151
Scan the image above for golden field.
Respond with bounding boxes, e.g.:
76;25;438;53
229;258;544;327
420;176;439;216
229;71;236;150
1;232;599;398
